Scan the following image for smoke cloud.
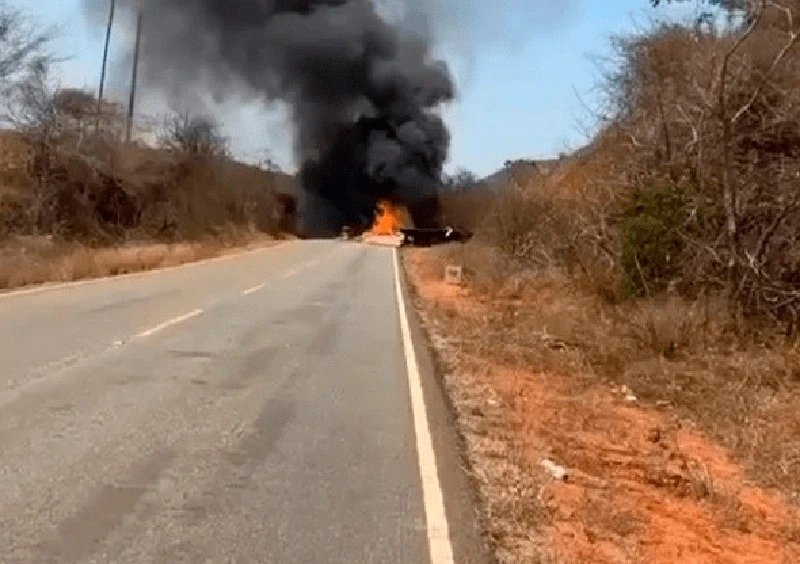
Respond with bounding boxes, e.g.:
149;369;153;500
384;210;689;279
84;0;455;234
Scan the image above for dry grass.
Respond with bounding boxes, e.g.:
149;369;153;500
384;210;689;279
0;231;280;292
423;242;800;497
404;245;800;563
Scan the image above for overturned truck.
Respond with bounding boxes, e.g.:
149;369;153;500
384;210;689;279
332;193;474;246
399;226;473;247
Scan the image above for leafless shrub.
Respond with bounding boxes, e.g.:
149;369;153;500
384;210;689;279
595;0;800;331
163;112;228;158
484;186;572;268
437;186;494;231
0;2;54;99
2;89;290;244
437;3;798;335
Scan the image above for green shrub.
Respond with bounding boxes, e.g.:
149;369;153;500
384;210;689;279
620;184;688;297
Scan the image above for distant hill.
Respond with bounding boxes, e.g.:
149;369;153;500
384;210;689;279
481;158;562;188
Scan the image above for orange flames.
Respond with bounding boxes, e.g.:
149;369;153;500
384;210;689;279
370;199;408;235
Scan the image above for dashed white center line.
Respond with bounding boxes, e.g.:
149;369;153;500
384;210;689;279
274;245;351;280
134;309;204;339
242;283;266;295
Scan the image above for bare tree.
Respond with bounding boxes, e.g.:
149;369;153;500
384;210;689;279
53;88;97;149
163;112;229;157
0;2;54;100
0;2;60;197
3;62;61;234
442;167;480;191
596;0;800;329
258;150;283;173
4;70;103;235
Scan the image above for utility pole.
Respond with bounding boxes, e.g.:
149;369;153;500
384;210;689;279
126;10;143;144
95;0;115;137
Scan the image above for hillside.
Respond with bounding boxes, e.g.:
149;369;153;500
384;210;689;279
0;118;298;290
404;3;800;562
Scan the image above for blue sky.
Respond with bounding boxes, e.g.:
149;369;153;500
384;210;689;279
14;0;695;177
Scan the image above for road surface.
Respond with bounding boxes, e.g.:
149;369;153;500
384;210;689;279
0;240;490;564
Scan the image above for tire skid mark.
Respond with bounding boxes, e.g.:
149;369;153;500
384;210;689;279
38;448;177;563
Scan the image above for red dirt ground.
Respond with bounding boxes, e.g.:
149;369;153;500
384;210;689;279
404;249;800;564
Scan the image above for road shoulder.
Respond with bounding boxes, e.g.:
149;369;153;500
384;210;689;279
401;246;800;564
0;237;286;299
396;248;497;564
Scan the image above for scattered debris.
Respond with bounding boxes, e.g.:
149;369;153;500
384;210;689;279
541;459;569;481
361;234;403;247
444;265;463;285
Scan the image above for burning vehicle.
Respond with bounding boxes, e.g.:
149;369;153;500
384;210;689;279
358;197;472;247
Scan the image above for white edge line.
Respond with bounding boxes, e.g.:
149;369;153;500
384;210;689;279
242;283;266;295
0;241;290;300
393;249;455;564
135;309;203;339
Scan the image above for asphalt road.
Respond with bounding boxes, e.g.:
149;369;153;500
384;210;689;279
0;240;491;564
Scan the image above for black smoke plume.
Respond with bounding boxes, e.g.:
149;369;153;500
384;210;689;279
86;0;455;235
